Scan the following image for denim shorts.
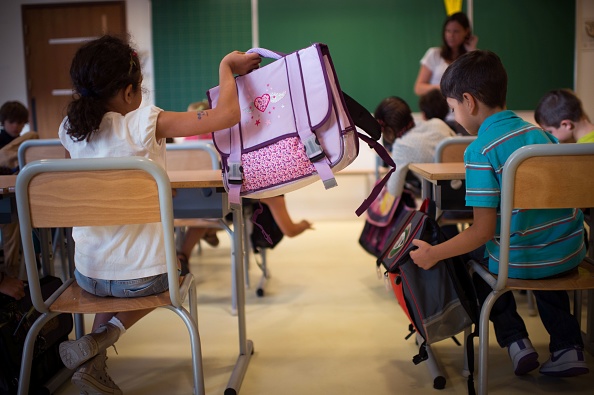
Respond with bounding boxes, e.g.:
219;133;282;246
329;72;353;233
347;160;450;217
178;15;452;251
74;269;169;298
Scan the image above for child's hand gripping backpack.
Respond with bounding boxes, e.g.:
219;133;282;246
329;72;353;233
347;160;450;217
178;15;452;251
377;200;480;394
207;43;393;216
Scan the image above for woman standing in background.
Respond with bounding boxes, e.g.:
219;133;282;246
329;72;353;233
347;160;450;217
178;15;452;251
414;12;477;97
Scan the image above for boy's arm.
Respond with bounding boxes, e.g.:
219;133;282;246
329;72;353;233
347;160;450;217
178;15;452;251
410;207;497;270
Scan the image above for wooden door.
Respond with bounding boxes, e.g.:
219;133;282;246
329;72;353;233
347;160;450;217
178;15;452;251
22;2;126;139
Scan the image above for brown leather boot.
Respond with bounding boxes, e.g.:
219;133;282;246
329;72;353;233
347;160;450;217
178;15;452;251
60;323;120;370
72;350;122;395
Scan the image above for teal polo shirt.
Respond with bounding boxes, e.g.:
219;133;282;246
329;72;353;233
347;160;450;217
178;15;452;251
464;111;586;279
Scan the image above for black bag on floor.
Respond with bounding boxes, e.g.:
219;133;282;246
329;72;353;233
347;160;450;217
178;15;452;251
377;200;479;394
250;201;284;253
0;275;73;395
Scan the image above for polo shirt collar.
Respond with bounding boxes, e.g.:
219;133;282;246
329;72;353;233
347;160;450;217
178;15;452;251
478;110;519;136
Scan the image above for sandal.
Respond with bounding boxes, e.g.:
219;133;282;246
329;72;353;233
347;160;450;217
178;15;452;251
203;230;220;247
177;252;190;276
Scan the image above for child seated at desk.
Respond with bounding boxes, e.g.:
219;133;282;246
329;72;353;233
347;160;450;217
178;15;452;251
0;100;37;290
410;50;588;378
535;88;594;144
374;95;455;199
57;34;260;394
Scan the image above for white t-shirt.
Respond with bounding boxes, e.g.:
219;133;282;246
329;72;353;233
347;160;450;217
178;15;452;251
420;47;450;86
59;105;167;280
386;118;455;197
420;47;455;121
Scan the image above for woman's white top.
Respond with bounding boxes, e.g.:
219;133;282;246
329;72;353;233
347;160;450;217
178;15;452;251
420;47;450;86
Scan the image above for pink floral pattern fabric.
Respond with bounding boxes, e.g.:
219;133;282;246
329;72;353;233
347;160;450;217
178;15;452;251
241;137;316;192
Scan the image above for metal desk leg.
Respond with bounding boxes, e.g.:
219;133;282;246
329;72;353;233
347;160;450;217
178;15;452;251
225;203;253;395
584;289;594;355
242;207;251;290
224;219;238;316
421;179;432;201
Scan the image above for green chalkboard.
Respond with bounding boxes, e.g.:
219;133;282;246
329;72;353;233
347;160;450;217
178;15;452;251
152;0;574;114
152;0;252;111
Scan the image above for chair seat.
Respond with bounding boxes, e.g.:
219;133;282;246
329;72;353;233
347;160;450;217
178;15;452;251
51;280;178;314
502;260;594;291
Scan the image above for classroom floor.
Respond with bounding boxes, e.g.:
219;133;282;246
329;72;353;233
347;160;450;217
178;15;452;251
53;218;593;395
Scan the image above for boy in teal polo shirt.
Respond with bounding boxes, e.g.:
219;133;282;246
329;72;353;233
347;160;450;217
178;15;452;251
410;50;588;378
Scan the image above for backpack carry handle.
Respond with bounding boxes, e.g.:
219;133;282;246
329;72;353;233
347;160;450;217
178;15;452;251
246;47;285;59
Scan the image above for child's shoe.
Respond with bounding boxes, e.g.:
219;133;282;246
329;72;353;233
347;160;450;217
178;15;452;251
507;338;539;375
539;346;589;377
59;323;120;370
203;229;220;247
72;350;122;395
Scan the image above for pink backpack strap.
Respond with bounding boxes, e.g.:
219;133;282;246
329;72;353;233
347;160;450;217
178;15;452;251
227;122;243;206
354;132;396;216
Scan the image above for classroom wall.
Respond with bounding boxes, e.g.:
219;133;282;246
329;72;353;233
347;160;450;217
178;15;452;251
152;0;575;114
576;0;594;119
0;0;154;113
1;0;592;133
1;0;592;221
0;0;594;116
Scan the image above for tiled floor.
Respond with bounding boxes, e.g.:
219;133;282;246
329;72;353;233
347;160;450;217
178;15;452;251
53;218;593;395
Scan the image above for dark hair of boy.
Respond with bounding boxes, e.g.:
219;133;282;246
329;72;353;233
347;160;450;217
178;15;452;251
534;88;586;128
440;50;508;109
418;89;449;120
0;101;29;125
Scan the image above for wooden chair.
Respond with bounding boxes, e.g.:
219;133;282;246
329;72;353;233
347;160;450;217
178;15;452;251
434;136;476;164
166;141;228;248
16;138;70;278
17;138;66;168
166;140;219;171
469;143;594;395
433;136;476;228
166;141;253;311
15;157;204;395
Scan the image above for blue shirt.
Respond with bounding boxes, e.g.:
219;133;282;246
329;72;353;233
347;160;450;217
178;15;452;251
464;110;586;279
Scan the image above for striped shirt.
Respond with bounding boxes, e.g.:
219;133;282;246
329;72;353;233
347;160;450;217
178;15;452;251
464;110;586;279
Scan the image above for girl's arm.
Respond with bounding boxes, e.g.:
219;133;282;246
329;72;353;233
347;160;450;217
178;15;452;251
414;64;440;96
410;207;497;270
155;51;261;140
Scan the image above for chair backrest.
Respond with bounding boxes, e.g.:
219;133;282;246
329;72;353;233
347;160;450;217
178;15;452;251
17;138;67;169
504;144;594;210
497;143;594;285
434;136;477;163
166;141;220;170
16;156;181;310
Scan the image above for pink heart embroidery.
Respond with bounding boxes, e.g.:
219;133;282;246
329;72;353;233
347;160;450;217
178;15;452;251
254;94;270;112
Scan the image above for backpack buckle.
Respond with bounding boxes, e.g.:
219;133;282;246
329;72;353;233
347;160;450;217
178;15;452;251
227;162;243;185
303;135;325;162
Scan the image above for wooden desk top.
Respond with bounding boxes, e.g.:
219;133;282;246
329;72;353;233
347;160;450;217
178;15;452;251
0;175;17;195
168;169;224;189
409;162;465;181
